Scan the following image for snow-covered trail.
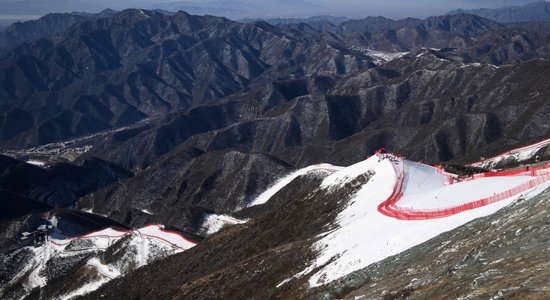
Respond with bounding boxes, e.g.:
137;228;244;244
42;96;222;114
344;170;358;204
248;163;343;207
291;154;550;287
379;155;550;220
50;225;197;251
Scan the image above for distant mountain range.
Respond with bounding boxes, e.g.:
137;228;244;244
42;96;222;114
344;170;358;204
450;1;550;23
0;9;117;53
239;15;350;25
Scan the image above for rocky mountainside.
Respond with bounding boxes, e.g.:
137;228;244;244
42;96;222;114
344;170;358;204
0;9;367;148
75;49;550;173
76;148;292;231
3;10;550;150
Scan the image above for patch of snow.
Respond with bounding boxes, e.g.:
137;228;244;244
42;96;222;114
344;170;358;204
49;215;58;227
26;264;47;290
141;209;154;215
276;277;292;288
26;160;45;166
58;277;110;300
138;225;197;250
201;214;247;235
80;208;109;218
87;258;120;279
459;62;500;69
366;49;408;62
349;46;408;64
248;163;343;207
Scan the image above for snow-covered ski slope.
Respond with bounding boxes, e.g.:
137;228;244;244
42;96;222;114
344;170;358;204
282;154;550;287
471;137;550;168
14;224;197;299
50;224;197;250
379;155;550;220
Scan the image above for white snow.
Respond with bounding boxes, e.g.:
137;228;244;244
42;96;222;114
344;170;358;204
248;163;343;207
396;161;532;210
49;215;59;227
289;155;550;287
366;49;408;62
201;214;247;235
26;160;45;166
79;228;127;239
86;258;121;279
80;208;109;218
137;225;197;250
348;46;408;64
58;277;110;300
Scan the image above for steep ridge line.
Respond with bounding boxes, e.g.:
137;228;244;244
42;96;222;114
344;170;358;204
378;154;550;220
470;137;550;166
247;164;344;207
49;224;197;251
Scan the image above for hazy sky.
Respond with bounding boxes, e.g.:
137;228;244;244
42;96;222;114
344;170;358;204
0;0;540;20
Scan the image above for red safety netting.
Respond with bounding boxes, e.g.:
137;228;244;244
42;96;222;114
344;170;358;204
49;224;197;250
378;155;550;220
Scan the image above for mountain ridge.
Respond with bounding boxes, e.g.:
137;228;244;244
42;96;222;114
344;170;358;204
450;1;550;23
